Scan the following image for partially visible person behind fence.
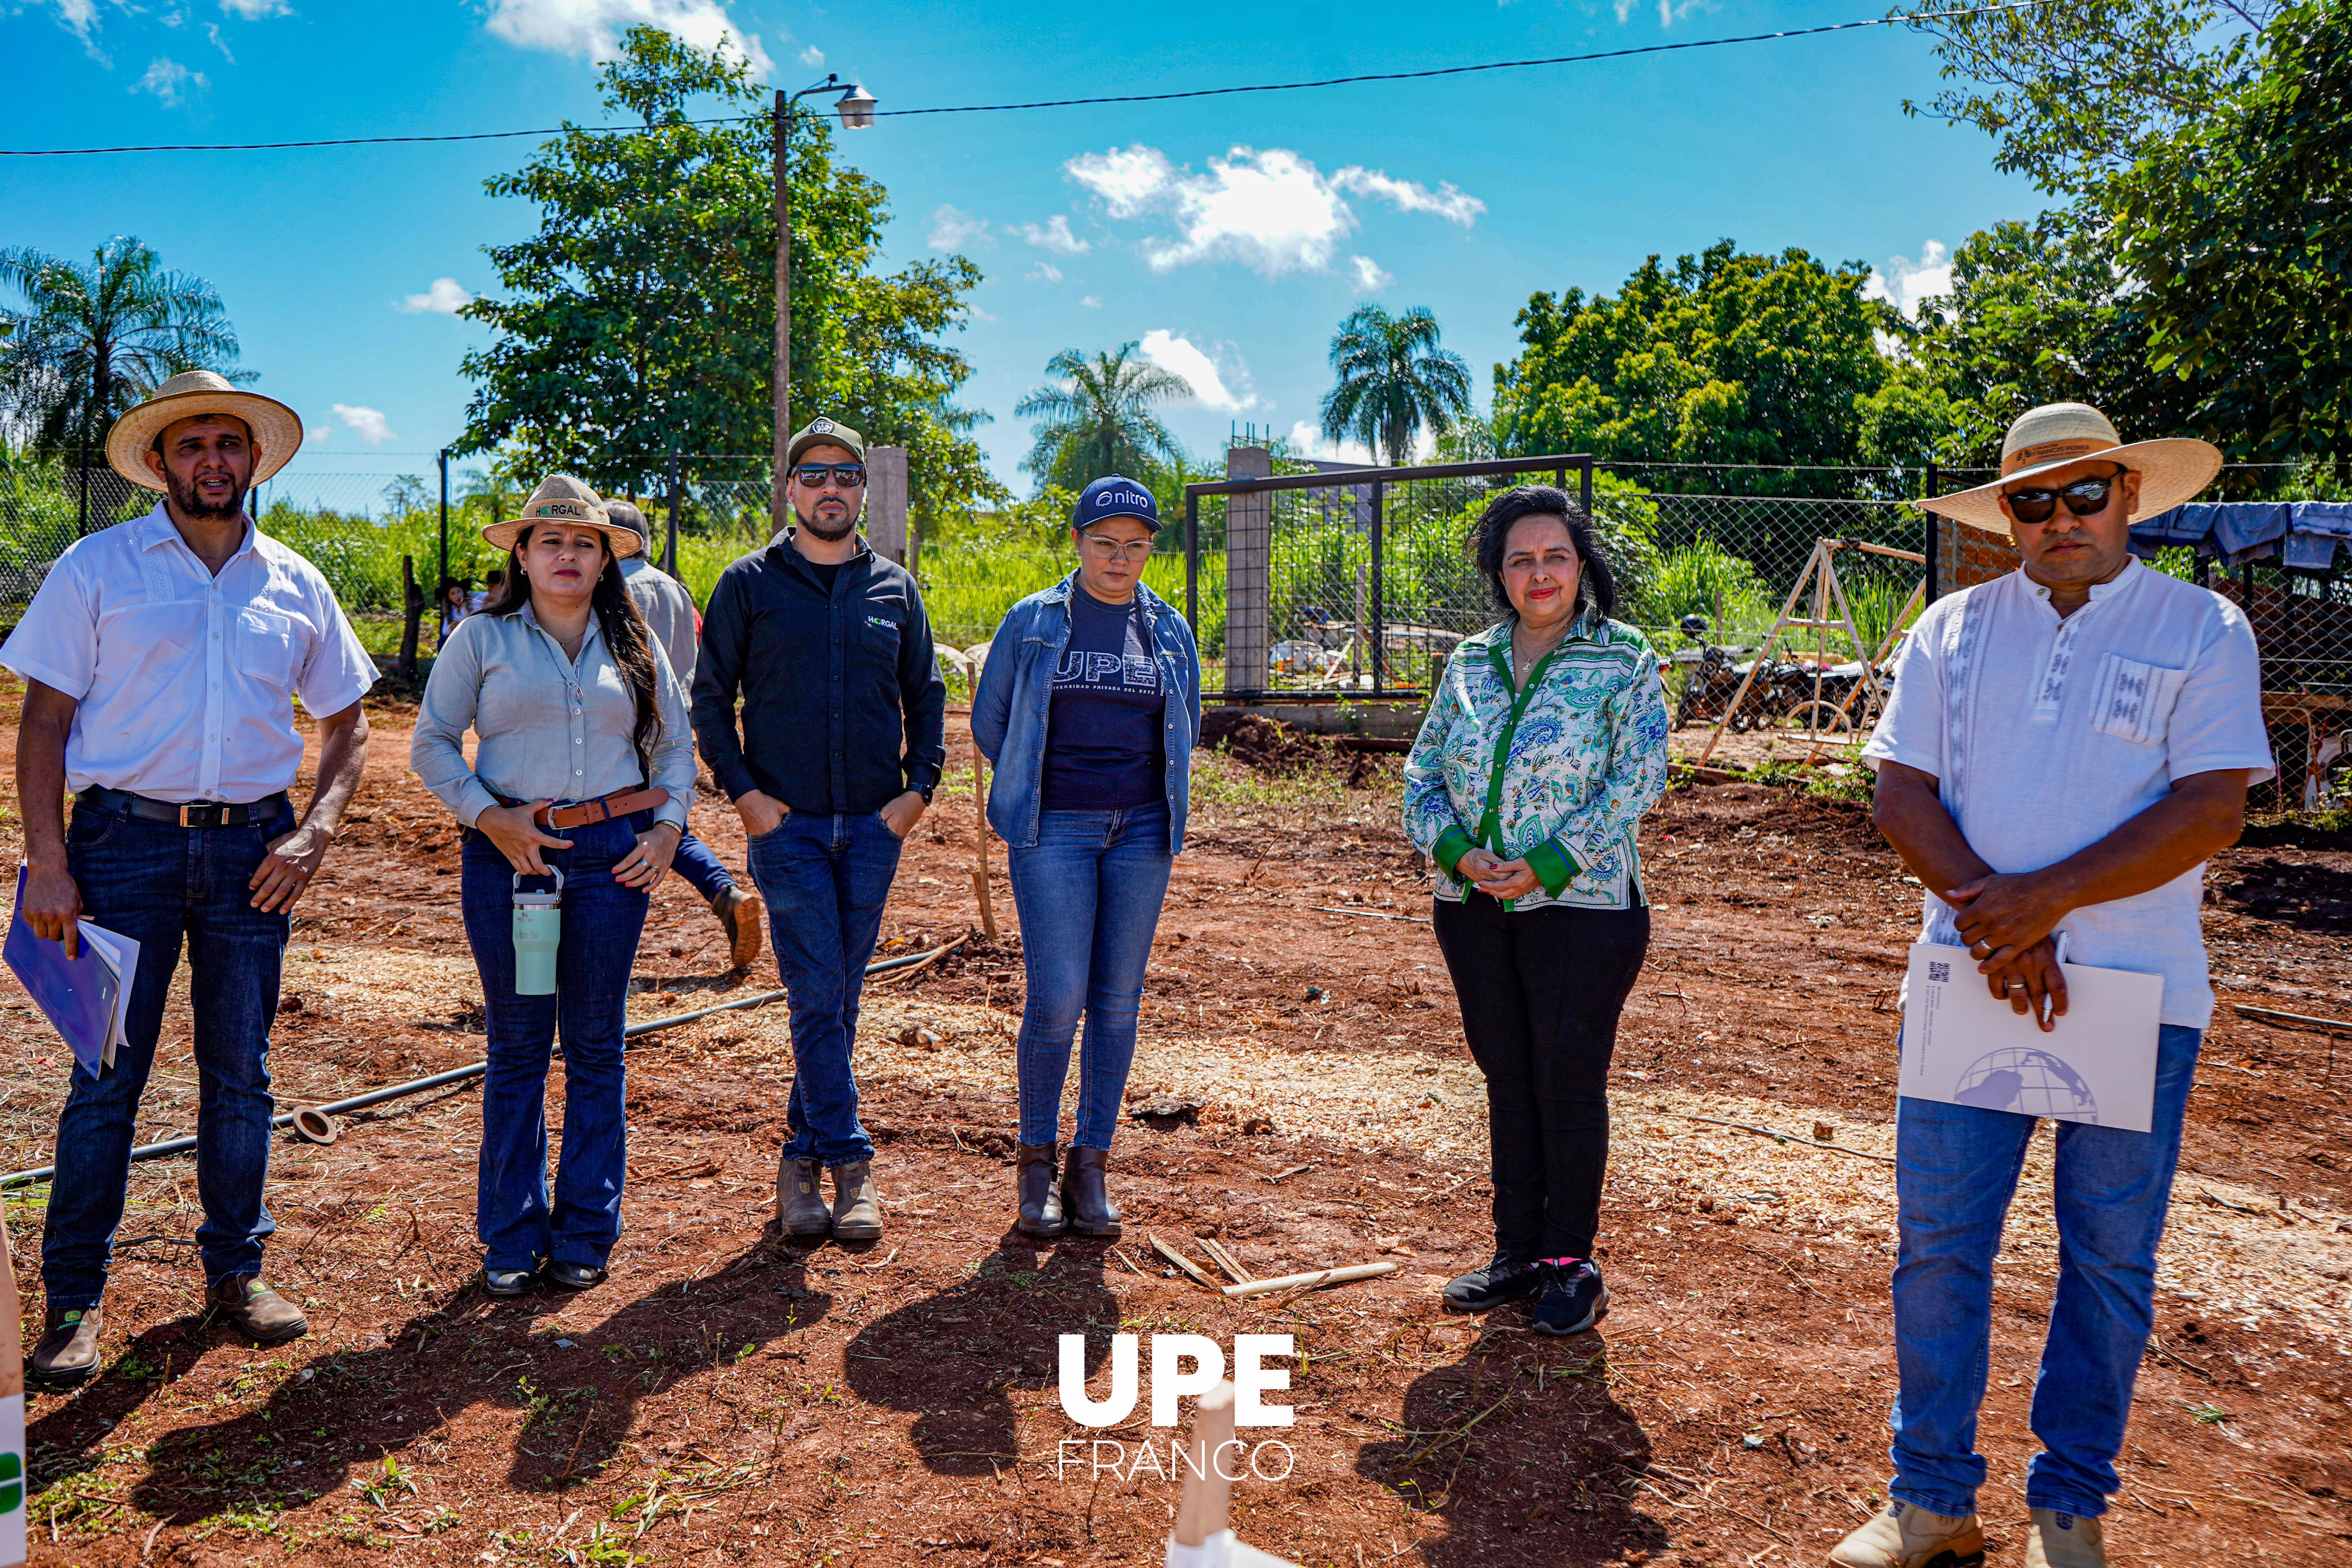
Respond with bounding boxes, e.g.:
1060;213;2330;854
439;578;474;648
691;417;946;1248
3;370;379;1383
973;475;1202;1240
607;499;764;970
470;570;503;615
411;476;694;1299
1402;485;1669;1338
1834;402;2271;1568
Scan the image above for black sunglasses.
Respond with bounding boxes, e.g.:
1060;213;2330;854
2004;470;2123;525
793;462;867;489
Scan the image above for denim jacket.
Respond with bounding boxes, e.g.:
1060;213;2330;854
972;573;1202;855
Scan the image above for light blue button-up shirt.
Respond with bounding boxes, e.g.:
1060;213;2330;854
411;602;693;830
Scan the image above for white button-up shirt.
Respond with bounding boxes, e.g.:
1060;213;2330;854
1862;559;2274;1027
0;504;379;803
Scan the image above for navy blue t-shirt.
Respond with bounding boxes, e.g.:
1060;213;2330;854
1040;587;1166;810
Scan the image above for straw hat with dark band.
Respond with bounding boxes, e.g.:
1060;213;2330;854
481;474;646;557
1925;402;2223;534
106;369;303;491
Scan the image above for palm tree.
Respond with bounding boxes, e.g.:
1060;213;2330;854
1014;343;1191;493
0;235;244;461
1318;305;1473;468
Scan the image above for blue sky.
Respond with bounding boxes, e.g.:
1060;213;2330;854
4;0;2038;499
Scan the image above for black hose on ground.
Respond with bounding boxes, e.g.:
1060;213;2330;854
0;939;967;1188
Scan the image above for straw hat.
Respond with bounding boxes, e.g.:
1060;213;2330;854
481;474;645;557
105;369;303;490
1926;402;2222;533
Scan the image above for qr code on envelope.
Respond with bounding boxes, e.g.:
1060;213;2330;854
1928;962;1951;983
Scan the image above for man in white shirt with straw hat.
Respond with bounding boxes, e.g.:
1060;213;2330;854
1828;402;2274;1568
2;370;378;1384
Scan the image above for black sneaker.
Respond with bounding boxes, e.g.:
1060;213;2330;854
1441;1253;1542;1314
1529;1257;1609;1336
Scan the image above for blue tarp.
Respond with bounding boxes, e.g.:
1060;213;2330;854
2129;501;2352;569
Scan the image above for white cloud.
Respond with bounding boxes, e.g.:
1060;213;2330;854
797;43;822;66
131;56;207;106
306;423;333;443
1615;0;1708;23
483;0;771;75
219;0;291;15
203;20;233;58
1287;419;1429;464
1078;295;1102;309
1065;143;1482;277
1017;214;1090;256
1027;262;1064;284
1329;167;1485;226
927;205;989;250
397;278;474;315
332;404;395;444
1349;256;1391;292
1140;330;1256;414
1864;239;1955;318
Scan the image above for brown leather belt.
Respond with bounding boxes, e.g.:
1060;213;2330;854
533;787;669;829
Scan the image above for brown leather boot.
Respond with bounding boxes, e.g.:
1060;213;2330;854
778;1156;832;1238
711;886;765;971
1062;1146;1121;1237
205;1275;309;1345
1015;1142;1065;1237
830;1160;883;1242
29;1305;104;1386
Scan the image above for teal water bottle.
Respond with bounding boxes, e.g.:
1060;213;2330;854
512;869;564;995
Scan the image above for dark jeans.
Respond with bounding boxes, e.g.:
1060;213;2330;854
669;827;737;904
746;811;904;1165
460;814;650;1271
1009;804;1174;1150
1432;892;1650;1262
43;798;296;1308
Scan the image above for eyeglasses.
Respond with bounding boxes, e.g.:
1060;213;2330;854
1078;532;1152;563
793;463;867;490
2004;471;2123;525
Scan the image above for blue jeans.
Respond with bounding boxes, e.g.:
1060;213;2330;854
668;827;737;904
1889;1023;2203;1521
460;814;650;1271
746;811;904;1166
1009;804;1174;1150
42;799;296;1308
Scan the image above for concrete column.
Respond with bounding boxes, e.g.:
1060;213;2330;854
865;446;910;565
1225;445;1272;695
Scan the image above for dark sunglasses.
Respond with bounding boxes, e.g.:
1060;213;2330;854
2004;472;2122;525
793;462;867;489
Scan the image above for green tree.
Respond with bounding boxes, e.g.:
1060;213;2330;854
0;235;244;459
454;27;1002;532
2106;0;2352;464
1014;343;1190;492
1318;305;1473;468
1494;241;1893;491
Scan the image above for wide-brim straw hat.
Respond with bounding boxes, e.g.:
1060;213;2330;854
1926;402;2222;533
106;369;303;490
481;474;646;557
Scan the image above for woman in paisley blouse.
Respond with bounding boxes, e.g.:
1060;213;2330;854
1403;485;1670;1336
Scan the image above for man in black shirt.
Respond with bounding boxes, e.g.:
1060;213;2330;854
691;417;946;1245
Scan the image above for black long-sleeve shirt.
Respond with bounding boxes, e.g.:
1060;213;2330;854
691;532;946;814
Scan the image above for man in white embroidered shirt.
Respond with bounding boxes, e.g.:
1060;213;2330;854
2;371;377;1384
1827;404;2274;1568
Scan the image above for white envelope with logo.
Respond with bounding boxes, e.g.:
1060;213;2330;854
1900;941;2163;1134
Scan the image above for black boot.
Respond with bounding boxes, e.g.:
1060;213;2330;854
1016;1142;1066;1237
1062;1146;1122;1238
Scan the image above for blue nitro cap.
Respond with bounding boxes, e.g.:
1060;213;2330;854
1073;474;1161;532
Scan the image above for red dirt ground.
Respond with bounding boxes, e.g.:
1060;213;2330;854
1;684;2347;1568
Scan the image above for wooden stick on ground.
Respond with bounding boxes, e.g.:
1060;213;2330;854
971;751;998;940
1222;1261;1397;1299
1150;1233;1224;1293
1196;1237;1255;1285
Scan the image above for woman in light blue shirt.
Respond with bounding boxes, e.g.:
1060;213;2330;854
412;475;693;1299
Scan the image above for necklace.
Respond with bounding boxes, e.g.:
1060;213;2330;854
1512;621;1571;687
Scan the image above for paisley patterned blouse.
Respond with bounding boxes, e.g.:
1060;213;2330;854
1402;613;1671;911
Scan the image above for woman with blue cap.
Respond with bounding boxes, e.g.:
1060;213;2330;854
973;475;1203;1238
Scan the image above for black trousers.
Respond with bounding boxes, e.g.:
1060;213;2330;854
1432;891;1650;1261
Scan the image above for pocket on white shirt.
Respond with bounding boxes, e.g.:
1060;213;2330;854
235;608;298;689
2088;652;2189;748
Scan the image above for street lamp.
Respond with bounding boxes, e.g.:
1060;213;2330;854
773;73;878;531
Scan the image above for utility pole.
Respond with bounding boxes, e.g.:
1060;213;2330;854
770;74;877;534
437;448;451;594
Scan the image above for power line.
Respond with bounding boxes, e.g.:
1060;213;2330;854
0;0;2052;156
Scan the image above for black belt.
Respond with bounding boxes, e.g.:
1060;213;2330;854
76;786;290;829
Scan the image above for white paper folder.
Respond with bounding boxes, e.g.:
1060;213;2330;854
1900;942;2163;1134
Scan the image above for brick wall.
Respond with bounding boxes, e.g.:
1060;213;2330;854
1930;513;2021;598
